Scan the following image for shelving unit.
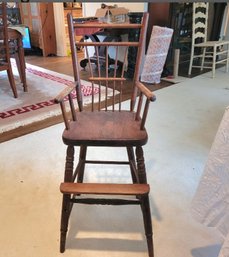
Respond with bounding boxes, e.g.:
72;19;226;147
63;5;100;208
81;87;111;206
170;3;193;64
18;3;57;56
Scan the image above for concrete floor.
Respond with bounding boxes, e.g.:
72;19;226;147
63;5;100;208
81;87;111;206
1;68;229;257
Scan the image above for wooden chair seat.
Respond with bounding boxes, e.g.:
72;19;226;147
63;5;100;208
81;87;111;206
63;111;148;146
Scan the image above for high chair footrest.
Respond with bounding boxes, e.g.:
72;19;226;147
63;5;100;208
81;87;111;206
60;183;150;196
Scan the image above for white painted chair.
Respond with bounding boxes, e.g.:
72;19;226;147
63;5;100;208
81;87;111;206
188;2;229;78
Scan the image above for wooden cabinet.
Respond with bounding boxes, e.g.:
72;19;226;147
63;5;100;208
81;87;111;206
147;3;170;49
19;3;56;56
63;7;83;55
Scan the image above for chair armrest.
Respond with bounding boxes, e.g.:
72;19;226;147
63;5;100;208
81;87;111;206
54;84;75;103
136;81;156;102
135;81;156;130
54;84;77;130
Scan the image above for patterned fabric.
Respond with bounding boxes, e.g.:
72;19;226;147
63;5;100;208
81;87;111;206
191;106;229;256
141;26;173;84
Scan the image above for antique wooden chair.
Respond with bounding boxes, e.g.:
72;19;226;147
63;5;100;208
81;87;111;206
0;3;17;98
188;2;229;78
55;12;155;257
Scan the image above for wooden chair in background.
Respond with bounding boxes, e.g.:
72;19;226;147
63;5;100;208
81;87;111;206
0;3;17;98
8;28;27;92
188;2;229;78
55;12;155;257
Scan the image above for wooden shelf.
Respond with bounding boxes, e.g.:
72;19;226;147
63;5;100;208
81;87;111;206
64;7;82;10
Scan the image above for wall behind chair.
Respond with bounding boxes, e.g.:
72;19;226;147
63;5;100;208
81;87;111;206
53;2;148;56
82;2;147;17
53;3;67;57
82;2;147;62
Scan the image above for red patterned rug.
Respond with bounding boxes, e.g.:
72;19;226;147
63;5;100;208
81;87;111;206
0;61;111;142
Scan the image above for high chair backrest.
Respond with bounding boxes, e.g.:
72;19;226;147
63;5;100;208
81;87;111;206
68;12;149;110
55;12;156;130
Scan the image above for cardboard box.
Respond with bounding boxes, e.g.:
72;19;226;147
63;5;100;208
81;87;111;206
95;7;129;23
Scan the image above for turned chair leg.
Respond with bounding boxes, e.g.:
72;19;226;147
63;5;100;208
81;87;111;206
141;195;154;257
7;68;17;98
212;45;216;78
15;53;27;92
76;145;87;183
60;194;71;253
136;146;154;257
200;47;206;71
127;146;138;183
60;146;74;252
226;43;229;73
188;46;194;76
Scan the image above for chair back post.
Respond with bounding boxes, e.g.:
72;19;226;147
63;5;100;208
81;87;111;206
67;13;83;111
131;12;149;111
192;2;209;45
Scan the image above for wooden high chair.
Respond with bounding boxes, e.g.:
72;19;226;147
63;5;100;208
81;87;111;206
55;12;155;257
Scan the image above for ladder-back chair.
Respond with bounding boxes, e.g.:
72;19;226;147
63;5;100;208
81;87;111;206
188;2;229;78
0;3;17;98
55;12;155;257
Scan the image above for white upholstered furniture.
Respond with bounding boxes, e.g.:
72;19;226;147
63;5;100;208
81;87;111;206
191;106;229;257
